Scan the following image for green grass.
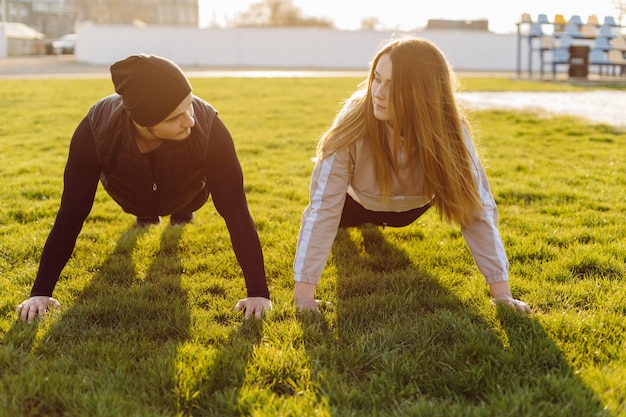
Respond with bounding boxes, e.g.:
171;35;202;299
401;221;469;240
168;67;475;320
459;76;626;91
0;76;625;416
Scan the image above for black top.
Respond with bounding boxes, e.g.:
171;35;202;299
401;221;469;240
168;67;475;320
30;115;270;299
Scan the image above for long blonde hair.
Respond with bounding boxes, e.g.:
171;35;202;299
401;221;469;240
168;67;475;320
317;36;483;225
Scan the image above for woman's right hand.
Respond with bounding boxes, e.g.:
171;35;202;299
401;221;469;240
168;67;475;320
294;281;321;312
15;296;61;323
295;297;323;312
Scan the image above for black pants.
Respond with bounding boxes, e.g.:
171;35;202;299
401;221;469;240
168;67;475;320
338;194;432;228
176;189;209;215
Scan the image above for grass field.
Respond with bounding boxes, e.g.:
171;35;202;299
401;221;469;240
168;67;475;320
0;76;625;416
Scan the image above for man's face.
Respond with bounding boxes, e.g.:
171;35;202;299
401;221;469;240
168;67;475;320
148;92;195;140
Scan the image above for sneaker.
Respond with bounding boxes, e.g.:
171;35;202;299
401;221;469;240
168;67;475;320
136;216;160;227
170;212;194;225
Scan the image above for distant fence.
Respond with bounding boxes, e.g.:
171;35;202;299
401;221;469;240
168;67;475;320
74;20;525;72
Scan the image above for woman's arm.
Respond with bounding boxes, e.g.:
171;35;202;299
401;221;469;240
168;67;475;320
293;147;353;310
461;131;530;313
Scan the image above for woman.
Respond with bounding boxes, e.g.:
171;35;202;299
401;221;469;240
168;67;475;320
293;37;530;313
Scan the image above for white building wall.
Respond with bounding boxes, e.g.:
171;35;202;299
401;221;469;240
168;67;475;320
75;21;527;72
0;24;6;58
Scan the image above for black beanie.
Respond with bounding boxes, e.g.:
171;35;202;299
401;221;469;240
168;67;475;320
110;54;192;127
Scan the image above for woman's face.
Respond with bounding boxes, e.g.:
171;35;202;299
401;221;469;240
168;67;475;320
371;53;392;122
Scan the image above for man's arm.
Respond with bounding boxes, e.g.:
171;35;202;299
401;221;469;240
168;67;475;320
30;117;101;296
17;117;101;322
204;116;270;300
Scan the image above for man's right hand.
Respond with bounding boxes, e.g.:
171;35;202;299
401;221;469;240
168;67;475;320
15;296;61;323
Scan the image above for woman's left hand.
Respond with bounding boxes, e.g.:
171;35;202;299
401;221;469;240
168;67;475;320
491;296;531;313
489;281;530;313
235;297;272;319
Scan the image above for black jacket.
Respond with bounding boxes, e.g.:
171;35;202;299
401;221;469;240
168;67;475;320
30;95;270;299
89;94;214;217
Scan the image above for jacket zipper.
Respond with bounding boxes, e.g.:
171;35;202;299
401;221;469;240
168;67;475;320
150;153;158;216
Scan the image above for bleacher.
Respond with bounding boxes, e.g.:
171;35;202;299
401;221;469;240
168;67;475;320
517;13;626;79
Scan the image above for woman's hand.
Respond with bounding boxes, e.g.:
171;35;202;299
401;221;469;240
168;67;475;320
15;296;62;323
235;297;272;319
295;297;324;312
491;296;531;313
293;281;323;312
489;281;530;313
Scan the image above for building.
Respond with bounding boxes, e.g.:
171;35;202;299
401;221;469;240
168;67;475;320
1;0;198;39
74;0;198;27
0;20;45;54
426;19;490;32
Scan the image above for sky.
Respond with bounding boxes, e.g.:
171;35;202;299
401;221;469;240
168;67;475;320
198;0;621;34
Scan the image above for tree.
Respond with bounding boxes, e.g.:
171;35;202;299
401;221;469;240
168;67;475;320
613;0;625;26
74;0;143;24
232;0;334;28
73;0;197;26
360;17;380;31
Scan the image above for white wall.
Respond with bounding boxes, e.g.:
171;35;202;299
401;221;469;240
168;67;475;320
0;24;6;58
75;21;527;72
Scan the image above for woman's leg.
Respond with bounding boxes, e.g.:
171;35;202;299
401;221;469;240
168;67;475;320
338;194;432;228
171;189;210;225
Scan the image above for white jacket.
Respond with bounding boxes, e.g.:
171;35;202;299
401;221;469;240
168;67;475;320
293;130;509;285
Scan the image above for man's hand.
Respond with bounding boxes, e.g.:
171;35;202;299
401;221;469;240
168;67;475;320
235;297;272;319
15;296;62;323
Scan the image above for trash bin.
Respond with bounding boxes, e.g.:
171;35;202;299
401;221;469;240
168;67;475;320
568;45;590;79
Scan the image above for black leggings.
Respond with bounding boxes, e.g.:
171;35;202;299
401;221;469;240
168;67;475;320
338;194;432;228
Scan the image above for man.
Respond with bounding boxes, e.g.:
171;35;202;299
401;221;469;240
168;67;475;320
16;54;271;322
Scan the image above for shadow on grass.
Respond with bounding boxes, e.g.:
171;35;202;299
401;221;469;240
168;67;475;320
2;225;188;415
177;318;263;416
1;223;265;416
298;225;610;417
